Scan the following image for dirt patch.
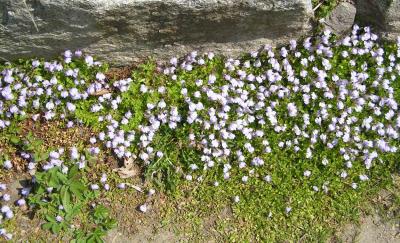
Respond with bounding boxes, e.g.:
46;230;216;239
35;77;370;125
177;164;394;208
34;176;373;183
102;187;186;243
104;227;179;243
0;174;60;242
0;140;27;173
21;119;94;149
358;215;400;243
335;214;400;243
106;65;135;81
333;177;400;243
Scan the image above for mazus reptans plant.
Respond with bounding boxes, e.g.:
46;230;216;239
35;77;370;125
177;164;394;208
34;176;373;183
1;25;400;241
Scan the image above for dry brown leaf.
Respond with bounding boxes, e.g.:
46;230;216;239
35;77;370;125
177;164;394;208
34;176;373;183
91;89;111;96
123;157;134;169
115;168;139;179
113;157;139;179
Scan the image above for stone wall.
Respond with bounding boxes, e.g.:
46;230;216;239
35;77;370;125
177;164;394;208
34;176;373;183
0;0;313;65
355;0;400;40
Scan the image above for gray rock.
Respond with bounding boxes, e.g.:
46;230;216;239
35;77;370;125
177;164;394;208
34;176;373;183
0;0;313;65
356;0;400;40
324;2;356;35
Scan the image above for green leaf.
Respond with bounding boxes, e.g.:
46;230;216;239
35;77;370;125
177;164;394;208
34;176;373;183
51;223;61;234
65;203;82;221
70;181;85;200
57;171;69;185
33;152;48;162
45;215;56;223
48;169;61;188
68;165;80;179
10;135;20;145
93;205;109;220
102;218;117;230
60;185;71;212
41;222;53;230
86;233;104;243
73;229;87;243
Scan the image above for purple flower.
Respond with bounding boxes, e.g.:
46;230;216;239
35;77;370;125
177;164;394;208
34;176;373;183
32;60;40;68
16;198;26;206
56;215;63;222
85;56;94;66
96;73;106;81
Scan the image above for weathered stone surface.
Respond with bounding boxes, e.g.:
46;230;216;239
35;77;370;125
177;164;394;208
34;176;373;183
0;0;312;65
356;0;400;40
324;2;356;35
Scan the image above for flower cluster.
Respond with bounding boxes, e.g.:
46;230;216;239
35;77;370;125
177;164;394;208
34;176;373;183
1;25;400;240
126;26;400;193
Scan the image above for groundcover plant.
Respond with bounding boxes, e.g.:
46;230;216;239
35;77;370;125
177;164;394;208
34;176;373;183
0;25;400;241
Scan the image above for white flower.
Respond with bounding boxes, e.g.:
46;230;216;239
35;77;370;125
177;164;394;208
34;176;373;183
148;189;156;196
264;175;272;182
91;184;99;190
305;148;312;159
100;174;107;184
56;215;63;222
5;210;13;219
74;50;82;57
2;194;10;201
85;56;94;66
208;74;217;84
4;233;12;240
64;50;72;58
3;160;12;170
66;102;76;112
32;60;40;67
170;57;178;66
140;85;148;93
1;206;10;213
45;101;55;110
156;151;164;158
0;184;6;191
139;204;147;213
70;147;79;160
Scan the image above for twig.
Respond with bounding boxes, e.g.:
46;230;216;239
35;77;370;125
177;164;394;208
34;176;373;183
124;183;143;193
22;0;39;32
312;1;324;12
0;56;10;63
